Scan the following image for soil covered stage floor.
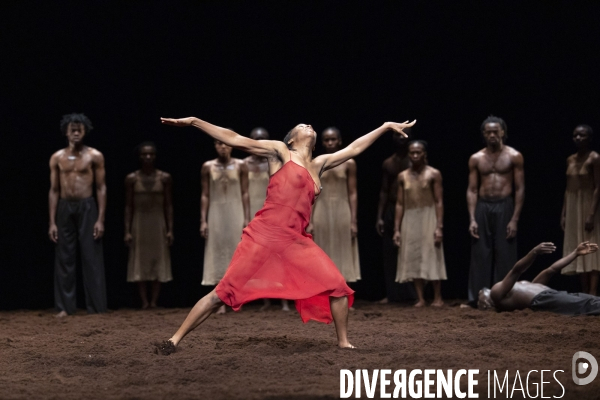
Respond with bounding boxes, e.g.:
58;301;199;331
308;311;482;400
1;301;599;399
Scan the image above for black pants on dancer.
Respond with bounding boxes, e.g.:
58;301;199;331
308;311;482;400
468;197;517;304
383;206;416;301
54;198;107;314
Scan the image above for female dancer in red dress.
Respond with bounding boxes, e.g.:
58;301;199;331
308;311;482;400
158;116;415;352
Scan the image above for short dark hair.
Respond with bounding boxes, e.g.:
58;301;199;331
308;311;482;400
576;124;594;139
136;141;157;155
283;128;296;149
480;115;508;140
408;140;428;151
250;127;269;140
60;113;93;135
322;127;341;140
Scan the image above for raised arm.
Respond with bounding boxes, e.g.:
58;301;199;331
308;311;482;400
507;152;525;239
432;169;444;247
200;163;210;239
316;121;415;172
467;155;480;239
392;174;405;247
163;172;174;246
161;117;287;159
490;242;556;304
48;154;60;243
93;151;106;240
532;242;598;285
346;160;358;239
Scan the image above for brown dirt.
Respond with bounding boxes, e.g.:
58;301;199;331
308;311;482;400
1;301;599;399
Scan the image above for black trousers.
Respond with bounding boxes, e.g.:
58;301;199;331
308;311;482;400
54;197;107;314
382;207;416;301
468;197;517;303
531;290;600;316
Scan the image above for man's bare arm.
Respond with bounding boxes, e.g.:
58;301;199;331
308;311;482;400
376;162;390;236
346;160;358;239
533;242;598;285
48;154;60;243
161;117;287;160
508;152;525;239
467;155;480;239
93;151;107;240
490;243;556;304
200;163;210;239
239;161;250;225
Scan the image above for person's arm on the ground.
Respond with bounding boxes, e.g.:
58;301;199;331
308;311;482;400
467;155;479;239
240;161;250;227
433;169;444;247
200;163;210;239
48;153;60;243
585;155;600;232
392;173;405;247
93;151;106;240
532;242;598;285
490;242;556;304
507;152;525;239
315;121;415;172
347;159;358;239
161;117;287;159
124;173;135;246
163;172;174;246
376;161;390;236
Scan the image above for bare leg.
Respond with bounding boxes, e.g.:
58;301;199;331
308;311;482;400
281;299;290;311
431;280;444;307
330;296;354;348
260;299;271;311
216;305;226;314
150;281;161;308
413;279;426;307
581;273;590;295
137;282;149;309
169;289;224;346
589;271;599;296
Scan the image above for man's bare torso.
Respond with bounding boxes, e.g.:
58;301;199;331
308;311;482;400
472;146;519;200
51;146;101;200
383;154;411;207
494;281;549;312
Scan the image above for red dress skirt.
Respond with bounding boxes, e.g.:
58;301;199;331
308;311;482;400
215;161;354;323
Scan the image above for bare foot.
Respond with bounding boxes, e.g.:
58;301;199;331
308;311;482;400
216;305;226;315
378;298;389;304
154;340;176;356
349;307;356;311
260;300;271;312
414;300;426;308
149;302;158;309
338;343;356;349
431;300;445;307
55;311;68;318
281;300;290;312
141;302;149;310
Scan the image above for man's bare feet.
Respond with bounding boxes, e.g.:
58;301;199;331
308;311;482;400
154;340;176;356
281;300;290;311
414;300;426;308
55;311;68;318
378;297;389;304
431;300;444;307
216;305;226;314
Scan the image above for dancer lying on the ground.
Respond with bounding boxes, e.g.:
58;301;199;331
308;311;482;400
478;241;600;314
157;116;416;353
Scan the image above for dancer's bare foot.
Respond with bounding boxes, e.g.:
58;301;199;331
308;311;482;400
338;342;356;349
378;297;389;304
431;300;445;307
154;340;176;356
216;305;226;314
349;307;356;311
260;299;271;312
414;300;426;308
55;311;68;318
141;302;149;310
149;302;158;309
281;300;290;311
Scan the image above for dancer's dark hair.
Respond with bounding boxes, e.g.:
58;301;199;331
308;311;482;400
60;113;93;135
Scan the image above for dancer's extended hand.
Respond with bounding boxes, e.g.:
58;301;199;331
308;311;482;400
576;241;598;256
386;120;416;138
532;242;556;255
161;117;194;127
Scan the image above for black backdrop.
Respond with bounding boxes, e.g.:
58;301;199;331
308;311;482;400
2;1;599;310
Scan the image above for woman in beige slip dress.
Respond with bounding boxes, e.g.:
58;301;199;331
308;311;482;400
201;140;249;314
393;141;446;307
125;142;173;309
308;128;361;284
244;128;291;311
561;124;600;295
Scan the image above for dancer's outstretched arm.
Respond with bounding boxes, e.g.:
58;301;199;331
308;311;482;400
315;121;416;172
490;242;556;304
161;117;287;158
532;242;598;285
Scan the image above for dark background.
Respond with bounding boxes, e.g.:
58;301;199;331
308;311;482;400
1;1;599;310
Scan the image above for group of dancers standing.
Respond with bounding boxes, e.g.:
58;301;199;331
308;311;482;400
48;112;599;349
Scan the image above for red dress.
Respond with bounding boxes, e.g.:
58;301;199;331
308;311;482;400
215;160;355;323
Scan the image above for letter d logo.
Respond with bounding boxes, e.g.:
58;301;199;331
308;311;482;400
572;351;598;385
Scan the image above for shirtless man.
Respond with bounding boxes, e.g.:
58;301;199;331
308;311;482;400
244;127;290;312
467;116;524;306
478;241;600;315
376;128;415;303
49;113;107;317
